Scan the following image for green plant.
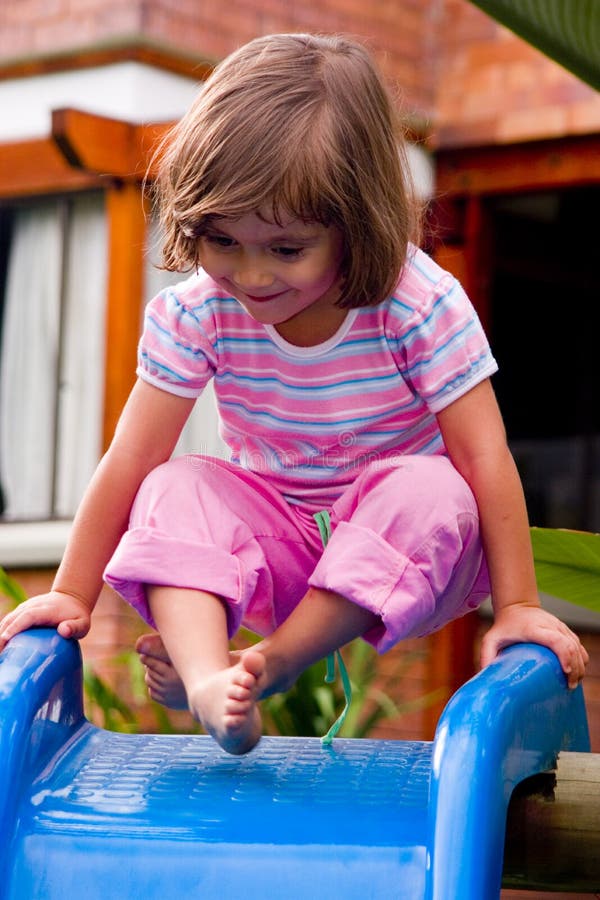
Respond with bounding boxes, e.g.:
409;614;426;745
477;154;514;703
82;648;203;734
530;527;600;612
260;639;443;739
0;568;27;605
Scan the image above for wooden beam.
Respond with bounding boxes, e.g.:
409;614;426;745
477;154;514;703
0;112;173;200
102;181;148;450
0;138;102;198
436;134;600;197
51;108;173;181
52;108;139;177
503;751;600;892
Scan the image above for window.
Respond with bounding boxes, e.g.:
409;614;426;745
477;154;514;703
0;193;107;522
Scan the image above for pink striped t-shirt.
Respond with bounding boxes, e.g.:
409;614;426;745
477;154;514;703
137;246;498;513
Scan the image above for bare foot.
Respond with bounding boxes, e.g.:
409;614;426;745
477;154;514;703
188;651;266;755
136;633;189;709
136;632;298;709
250;638;300;698
136;633;265;754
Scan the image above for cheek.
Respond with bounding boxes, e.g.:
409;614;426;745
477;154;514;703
315;263;343;293
198;253;229;284
197;242;225;272
302;256;342;290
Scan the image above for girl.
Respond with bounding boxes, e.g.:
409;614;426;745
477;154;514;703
0;33;587;754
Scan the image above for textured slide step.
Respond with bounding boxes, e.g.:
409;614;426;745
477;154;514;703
9;732;432;898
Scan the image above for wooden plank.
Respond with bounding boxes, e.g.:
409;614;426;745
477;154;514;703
503;751;600;892
436;134;600;197
0;114;173;199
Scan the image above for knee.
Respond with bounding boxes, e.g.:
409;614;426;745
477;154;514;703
401;456;475;509
347;456;478;542
138;455;194;494
365;455;474;508
132;455;221;514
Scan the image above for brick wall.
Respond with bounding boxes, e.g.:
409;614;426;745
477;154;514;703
435;0;600;146
0;0;440;121
1;0;598;144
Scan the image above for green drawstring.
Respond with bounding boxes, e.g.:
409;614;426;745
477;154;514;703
313;510;353;746
322;644;353;746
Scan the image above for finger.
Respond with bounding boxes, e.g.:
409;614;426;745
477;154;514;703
568;643;588;688
536;630;585;689
56;618;90;640
0;608;21;634
479;630;512;669
0;606;48;643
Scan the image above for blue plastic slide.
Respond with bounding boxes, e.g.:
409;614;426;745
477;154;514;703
0;629;590;899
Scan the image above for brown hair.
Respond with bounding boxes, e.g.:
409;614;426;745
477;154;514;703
153;33;421;308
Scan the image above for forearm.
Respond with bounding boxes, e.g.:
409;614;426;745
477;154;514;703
438;381;587;686
51;448;148;611
51;380;195;611
461;444;539;612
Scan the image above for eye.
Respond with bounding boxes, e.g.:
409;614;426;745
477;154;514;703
272;246;303;258
204;233;237;250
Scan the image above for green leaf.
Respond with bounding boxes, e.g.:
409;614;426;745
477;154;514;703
83;664;137;730
0;567;28;607
531;527;600;612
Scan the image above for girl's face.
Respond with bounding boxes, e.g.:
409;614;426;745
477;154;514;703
197;211;346;344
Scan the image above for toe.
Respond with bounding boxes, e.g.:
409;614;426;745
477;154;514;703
139;655;173;678
241;649;266;679
135;632;170;661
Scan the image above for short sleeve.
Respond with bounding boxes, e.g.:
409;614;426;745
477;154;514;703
391;265;498;414
137;286;217;398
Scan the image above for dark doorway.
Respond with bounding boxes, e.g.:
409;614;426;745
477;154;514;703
488;186;599;531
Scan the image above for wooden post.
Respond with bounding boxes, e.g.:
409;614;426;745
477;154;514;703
503;752;600;892
103;181;148;449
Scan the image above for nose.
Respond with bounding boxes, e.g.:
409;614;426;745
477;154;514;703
232;254;275;292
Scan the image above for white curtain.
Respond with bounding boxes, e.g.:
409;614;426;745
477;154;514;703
0;195;107;521
0;204;62;520
54;195;107;516
144;218;228;461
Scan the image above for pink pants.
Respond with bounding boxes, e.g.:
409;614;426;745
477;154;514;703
104;455;490;652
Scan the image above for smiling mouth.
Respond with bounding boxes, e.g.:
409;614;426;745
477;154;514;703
244;290;288;303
